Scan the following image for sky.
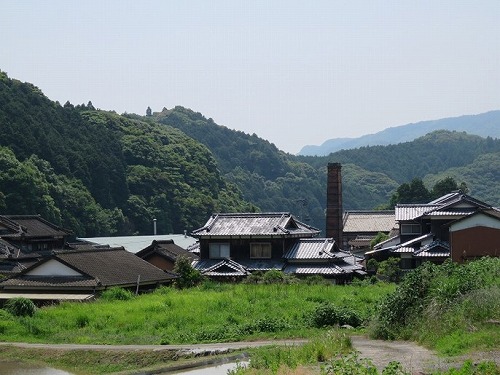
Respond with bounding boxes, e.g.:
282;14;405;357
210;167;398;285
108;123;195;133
2;1;500;154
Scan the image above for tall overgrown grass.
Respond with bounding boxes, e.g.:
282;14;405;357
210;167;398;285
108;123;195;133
369;257;500;355
0;281;394;345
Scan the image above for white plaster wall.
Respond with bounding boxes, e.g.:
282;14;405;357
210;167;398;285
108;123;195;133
26;259;82;276
450;214;500;232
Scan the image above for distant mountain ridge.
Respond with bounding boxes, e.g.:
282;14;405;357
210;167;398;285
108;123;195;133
298;111;500;156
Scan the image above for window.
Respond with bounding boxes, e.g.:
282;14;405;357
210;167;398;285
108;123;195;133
209;243;230;259
401;224;421;235
250;243;272;259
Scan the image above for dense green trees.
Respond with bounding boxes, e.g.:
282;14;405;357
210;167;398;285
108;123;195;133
1;70;498;237
0;72;252;236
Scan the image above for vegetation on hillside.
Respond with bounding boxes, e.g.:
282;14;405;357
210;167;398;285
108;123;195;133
158;106;500;232
1;70;499;235
0;71;252;236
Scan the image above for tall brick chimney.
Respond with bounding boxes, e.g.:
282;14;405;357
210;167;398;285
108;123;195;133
326;163;343;248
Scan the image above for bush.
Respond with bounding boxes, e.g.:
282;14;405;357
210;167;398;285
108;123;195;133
370;258;500;342
4;297;37;317
377;258;401;282
100;287;134;301
173;255;203;289
309;303;362;328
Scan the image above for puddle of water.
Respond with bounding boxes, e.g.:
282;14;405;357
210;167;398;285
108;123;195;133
0;361;73;375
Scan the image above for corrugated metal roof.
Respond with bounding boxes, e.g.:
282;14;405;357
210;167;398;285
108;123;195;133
343;211;395;233
80;234;197;253
191;213;320;238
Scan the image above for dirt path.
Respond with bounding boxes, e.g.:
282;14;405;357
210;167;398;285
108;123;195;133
2;337;498;374
351;336;441;373
351;336;500;374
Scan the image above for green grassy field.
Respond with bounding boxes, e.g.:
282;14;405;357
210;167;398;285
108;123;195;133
0;281;393;345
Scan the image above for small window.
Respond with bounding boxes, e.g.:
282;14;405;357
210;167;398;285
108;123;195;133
401;224;421;235
209;243;230;259
250;243;272;259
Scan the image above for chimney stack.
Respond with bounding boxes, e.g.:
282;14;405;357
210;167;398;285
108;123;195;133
326;163;343;248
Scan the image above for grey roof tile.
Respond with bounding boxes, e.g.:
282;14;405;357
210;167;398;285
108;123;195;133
343;211;396;233
191;213;320;238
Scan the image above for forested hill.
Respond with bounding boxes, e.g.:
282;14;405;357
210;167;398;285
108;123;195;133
0;71;253;237
1;71;499;237
299;110;500;156
156;107;500;233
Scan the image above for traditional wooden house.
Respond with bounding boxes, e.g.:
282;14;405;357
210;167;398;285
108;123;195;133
342;211;397;255
366;192;499;269
0;247;176;302
0;215;73;255
136;239;199;271
449;209;500;262
191;212;365;281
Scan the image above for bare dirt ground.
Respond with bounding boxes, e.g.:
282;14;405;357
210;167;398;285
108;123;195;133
351;336;500;374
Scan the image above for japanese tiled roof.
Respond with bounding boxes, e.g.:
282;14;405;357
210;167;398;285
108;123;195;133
396;193;492;221
0;239;17;258
0;215;72;238
191;212;320;238
193;259;250;277
414;240;450;258
238;260;284;271
348;235;374;247
283;238;344;260
0;248;175;290
343;211;396;233
53;248;175;285
1;275;98;288
283;264;345;275
391;233;433;254
136;240;199;262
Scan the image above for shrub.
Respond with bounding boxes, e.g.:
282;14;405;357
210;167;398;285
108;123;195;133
75;314;90;328
262;270;287;284
100;287;134;301
377;257;401;282
173;255;203;289
309;303;362;328
4;297;37;317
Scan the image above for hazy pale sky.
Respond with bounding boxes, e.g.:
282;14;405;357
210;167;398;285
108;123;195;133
2;1;500;153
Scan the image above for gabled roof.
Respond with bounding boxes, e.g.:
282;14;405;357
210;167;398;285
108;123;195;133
0;247;175;290
283;238;342;260
414;240;450;258
79;234;197;253
392;233;433;253
192;259;250;277
343;211;396;233
396;193;492;221
136;240;199;262
448;208;500;228
0;215;73;238
191;212;320;238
